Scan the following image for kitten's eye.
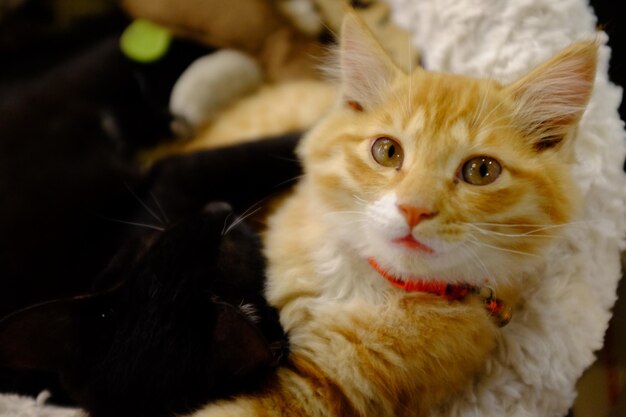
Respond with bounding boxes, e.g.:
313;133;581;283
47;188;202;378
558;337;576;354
371;137;404;169
461;156;502;185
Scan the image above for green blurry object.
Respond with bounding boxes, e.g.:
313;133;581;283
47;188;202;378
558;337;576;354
120;19;172;63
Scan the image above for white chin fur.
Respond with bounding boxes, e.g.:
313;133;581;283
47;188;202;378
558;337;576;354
360;231;487;284
326;192;536;287
357;230;537;288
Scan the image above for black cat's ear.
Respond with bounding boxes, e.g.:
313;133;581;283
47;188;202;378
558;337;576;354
0;294;113;372
211;302;279;376
337;12;403;112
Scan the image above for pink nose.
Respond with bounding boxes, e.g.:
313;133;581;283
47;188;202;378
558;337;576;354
397;204;436;228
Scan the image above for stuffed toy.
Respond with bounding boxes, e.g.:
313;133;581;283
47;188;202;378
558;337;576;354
120;0;325;82
120;0;419;134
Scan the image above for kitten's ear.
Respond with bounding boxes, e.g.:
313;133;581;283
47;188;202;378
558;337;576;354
505;40;597;151
338;12;402;112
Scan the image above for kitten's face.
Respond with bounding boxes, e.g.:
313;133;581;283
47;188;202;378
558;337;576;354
304;73;573;284
300;16;595;286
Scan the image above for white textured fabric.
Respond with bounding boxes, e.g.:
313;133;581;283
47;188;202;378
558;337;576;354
0;391;81;417
386;0;626;416
1;1;624;416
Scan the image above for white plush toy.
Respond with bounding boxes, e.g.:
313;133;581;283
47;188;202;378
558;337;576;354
169;49;263;137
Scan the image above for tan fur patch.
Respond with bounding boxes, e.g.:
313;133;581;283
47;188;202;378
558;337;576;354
287;356;360;417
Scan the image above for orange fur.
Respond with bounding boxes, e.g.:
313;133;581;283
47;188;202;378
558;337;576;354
187;12;597;417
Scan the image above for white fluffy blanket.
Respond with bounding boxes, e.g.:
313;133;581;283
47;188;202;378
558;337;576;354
1;0;624;416
0;391;81;417
386;0;626;416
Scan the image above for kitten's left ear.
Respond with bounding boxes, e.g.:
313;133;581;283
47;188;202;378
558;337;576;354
337;12;403;112
505;40;597;151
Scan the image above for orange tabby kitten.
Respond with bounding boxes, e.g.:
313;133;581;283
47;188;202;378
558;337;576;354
188;13;596;417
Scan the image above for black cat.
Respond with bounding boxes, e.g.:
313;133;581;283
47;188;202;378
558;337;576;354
0;202;288;417
0;3;301;413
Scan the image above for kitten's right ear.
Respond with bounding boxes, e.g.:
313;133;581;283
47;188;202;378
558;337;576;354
337;12;402;112
505;40;598;151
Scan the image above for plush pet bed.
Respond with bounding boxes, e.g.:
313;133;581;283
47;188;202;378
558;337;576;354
1;0;624;416
386;0;626;416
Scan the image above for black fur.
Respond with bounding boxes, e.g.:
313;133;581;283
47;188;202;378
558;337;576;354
0;0;301;317
0;3;301;413
0;203;288;417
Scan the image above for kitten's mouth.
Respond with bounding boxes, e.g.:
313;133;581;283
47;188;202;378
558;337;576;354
393;235;434;254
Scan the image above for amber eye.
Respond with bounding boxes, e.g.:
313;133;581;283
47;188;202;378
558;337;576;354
371;137;404;169
461;156;502;185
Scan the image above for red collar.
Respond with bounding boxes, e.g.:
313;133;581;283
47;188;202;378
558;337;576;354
367;258;511;327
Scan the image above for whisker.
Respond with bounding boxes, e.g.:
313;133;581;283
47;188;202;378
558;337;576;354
323;210;369;225
275;174;305;188
322;208;369;228
124;181;164;225
471;78;493;129
334;219;370;228
238;200;264;218
150;191;170;225
478;124;519;134
223;206;263;236
325;210;367;216
97;215;165;232
393;90;410;124
407;35;413;114
477;96;508;128
468;220;592;229
465;223;565;238
221;212;233;236
478;112;517;127
459;243;493;279
520;223;591;234
469;50;498;130
468;237;541;258
269;154;300;164
477;231;565;239
221;196;268;236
